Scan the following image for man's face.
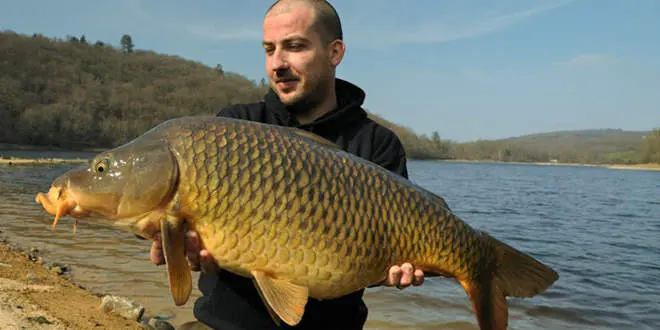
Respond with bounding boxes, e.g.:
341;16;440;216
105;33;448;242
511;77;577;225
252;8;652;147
262;5;341;107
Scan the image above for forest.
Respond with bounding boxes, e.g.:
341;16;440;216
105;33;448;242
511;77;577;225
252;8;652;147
1;30;658;164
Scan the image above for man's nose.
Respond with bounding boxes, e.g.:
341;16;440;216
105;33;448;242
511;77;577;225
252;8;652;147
270;49;289;70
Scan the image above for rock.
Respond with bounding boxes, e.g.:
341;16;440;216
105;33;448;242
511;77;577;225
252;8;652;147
27;250;40;262
178;321;214;330
51;266;64;275
154;310;175;320
27;315;52;324
148;317;176;330
99;295;145;321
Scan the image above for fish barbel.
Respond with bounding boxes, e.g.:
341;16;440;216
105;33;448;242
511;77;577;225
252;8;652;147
35;116;558;329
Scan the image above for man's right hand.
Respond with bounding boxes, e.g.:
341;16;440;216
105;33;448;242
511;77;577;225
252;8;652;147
150;230;218;274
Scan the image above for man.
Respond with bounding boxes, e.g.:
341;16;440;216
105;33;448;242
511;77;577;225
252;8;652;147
150;1;425;329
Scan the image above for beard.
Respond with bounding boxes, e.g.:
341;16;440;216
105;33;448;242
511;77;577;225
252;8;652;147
274;72;329;115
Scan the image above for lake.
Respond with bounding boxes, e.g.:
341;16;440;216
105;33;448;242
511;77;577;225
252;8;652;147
1;156;658;329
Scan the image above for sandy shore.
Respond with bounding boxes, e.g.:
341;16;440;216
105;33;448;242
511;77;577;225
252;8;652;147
605;163;660;171
438;159;660;171
0;240;144;330
0;158;87;165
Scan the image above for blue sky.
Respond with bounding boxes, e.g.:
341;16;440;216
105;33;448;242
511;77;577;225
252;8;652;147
1;0;658;142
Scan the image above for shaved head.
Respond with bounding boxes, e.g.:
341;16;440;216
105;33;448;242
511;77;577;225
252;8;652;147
266;0;343;44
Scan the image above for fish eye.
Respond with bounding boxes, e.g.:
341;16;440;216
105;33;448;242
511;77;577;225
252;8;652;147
93;157;111;173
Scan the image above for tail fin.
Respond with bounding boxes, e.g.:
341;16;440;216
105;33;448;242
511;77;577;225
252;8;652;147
460;233;559;330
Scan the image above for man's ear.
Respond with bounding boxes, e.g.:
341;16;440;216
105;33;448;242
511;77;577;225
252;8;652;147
328;40;345;67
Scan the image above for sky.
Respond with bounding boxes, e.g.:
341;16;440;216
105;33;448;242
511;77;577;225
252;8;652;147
1;0;658;142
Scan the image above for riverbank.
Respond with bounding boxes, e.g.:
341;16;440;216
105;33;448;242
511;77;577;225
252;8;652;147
605;163;660;171
0;158;87;165
0;239;144;329
438;159;660;171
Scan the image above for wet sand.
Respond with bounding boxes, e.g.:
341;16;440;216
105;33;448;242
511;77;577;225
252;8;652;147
0;158;86;165
0;240;143;330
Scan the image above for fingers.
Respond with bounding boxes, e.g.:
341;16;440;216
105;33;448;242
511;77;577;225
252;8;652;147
398;263;414;288
199;249;218;275
150;232;165;265
148;227;218;275
385;265;402;286
185;231;201;271
384;263;425;289
413;268;424;286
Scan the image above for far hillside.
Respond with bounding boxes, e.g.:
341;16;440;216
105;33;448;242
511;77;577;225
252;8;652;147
453;129;652;164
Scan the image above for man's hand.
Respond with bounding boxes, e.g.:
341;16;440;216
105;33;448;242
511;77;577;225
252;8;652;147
382;263;424;289
150;230;218;274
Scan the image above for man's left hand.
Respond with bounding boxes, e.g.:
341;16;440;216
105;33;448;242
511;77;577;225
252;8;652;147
383;263;424;289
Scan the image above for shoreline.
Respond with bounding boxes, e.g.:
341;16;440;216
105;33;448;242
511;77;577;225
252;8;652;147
0;158;87;165
435;159;660;171
0;237;144;329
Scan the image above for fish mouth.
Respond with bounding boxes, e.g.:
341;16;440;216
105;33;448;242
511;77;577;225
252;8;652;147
35;186;91;233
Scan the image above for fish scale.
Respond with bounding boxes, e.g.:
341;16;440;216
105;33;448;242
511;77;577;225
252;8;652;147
171;119;470;297
36;116;558;329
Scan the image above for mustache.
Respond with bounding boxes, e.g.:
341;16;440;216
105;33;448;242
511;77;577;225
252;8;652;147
274;70;299;83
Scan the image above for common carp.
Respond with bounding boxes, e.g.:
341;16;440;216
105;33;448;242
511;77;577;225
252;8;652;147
35;116;558;329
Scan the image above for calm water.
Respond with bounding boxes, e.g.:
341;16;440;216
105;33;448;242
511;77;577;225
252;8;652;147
0;158;658;330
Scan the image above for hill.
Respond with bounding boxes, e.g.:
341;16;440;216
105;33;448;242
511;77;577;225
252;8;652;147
458;129;652;164
0;30;269;148
0;30;658;164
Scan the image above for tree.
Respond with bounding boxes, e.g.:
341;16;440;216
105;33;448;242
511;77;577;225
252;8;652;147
80;34;87;44
641;128;660;163
215;64;225;77
431;131;441;143
120;34;134;53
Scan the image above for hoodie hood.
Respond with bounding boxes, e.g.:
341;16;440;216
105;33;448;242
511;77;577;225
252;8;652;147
263;78;368;137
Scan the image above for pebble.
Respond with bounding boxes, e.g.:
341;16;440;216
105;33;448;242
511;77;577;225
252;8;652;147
27;315;52;324
154;310;176;320
148;318;176;330
99;295;145;321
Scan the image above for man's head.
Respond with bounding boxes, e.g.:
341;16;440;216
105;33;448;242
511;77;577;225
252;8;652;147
262;0;345;110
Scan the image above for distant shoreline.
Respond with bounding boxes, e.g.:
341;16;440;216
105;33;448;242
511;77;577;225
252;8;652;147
433;159;660;171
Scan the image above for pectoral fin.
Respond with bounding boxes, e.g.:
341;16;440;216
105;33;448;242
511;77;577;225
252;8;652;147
251;270;309;326
160;217;192;306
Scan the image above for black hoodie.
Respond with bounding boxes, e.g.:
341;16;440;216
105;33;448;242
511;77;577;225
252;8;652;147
193;78;408;330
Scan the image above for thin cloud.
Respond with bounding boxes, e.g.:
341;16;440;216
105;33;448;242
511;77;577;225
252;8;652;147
146;0;576;47
346;0;577;48
554;54;622;67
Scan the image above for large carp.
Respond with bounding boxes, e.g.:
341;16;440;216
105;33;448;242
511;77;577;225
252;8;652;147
35;116;558;329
